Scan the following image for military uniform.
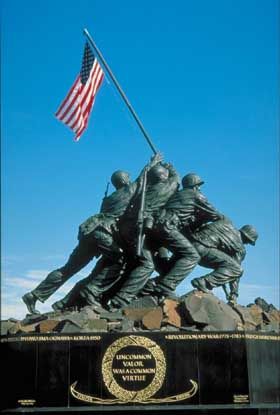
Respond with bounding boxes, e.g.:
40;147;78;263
191;219;246;296
53;255;126;309
151;187;223;296
39;156;163;310
109;163;180;307
30;180;138;304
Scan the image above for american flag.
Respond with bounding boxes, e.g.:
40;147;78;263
55;42;104;141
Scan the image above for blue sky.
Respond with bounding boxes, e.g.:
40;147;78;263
1;0;279;319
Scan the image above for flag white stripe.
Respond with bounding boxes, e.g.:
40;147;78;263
55;42;104;140
75;97;96;140
57;60;98;120
62;64;101;128
56;78;81;119
59;61;99;124
73;69;103;134
59;60;99;123
66;104;83;130
71;67;103;133
68;68;99;129
77;65;103;121
72;68;103;133
55;76;80;118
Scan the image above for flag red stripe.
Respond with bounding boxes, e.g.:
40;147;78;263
75;73;104;140
71;66;103;132
71;68;103;135
57;60;98;122
56;83;81;122
55;76;80;117
55;43;104;140
73;70;104;135
69;66;100;130
62;62;100;126
76;94;96;136
75;96;96;140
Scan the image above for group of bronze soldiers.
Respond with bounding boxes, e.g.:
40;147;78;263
22;154;258;314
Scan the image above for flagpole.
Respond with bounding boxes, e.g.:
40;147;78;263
83;28;158;155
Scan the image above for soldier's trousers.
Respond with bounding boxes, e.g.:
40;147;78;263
32;239;98;303
112;243;155;306
31;228;120;303
58;256;123;307
153;227;200;295
112;226;200;305
194;243;243;288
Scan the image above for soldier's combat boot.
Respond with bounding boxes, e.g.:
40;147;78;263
142;281;177;305
140;278;157;296
191;277;209;293
22;292;40;314
52;299;66;312
227;293;238;307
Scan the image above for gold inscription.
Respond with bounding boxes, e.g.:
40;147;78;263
113;368;156;374
116;353;152;360
18;399;36;406
234;394;249;403
122;375;146;381
165;333;280;341
70;336;199;404
102;335;166;401
1;332;279;343
0;335;101;343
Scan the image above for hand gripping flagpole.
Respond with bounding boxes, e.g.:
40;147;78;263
83;28;158;155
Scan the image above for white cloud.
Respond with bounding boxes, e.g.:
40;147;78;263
2;270;51;291
1;255;27;263
0;268;90;319
1;254;98;320
1;302;27;320
1;288;75;320
2;270;49;284
1;292;16;301
39;254;66;261
5;278;39;290
2;254;66;264
25;270;51;280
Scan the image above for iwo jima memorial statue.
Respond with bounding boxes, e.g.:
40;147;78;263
1;29;279;414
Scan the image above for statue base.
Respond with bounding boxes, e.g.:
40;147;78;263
1;331;279;413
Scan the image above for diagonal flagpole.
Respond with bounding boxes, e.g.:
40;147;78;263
83;28;158;155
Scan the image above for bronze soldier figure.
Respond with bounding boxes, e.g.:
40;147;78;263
190;220;258;304
144;173;225;299
21;154;161;314
106;161;180;309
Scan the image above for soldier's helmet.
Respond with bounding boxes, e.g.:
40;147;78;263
148;164;169;183
111;170;130;189
239;225;258;245
182;173;204;189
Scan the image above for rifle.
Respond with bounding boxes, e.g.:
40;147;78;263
104;182;110;197
136;168;148;257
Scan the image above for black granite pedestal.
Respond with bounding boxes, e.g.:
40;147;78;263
1;331;279;414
